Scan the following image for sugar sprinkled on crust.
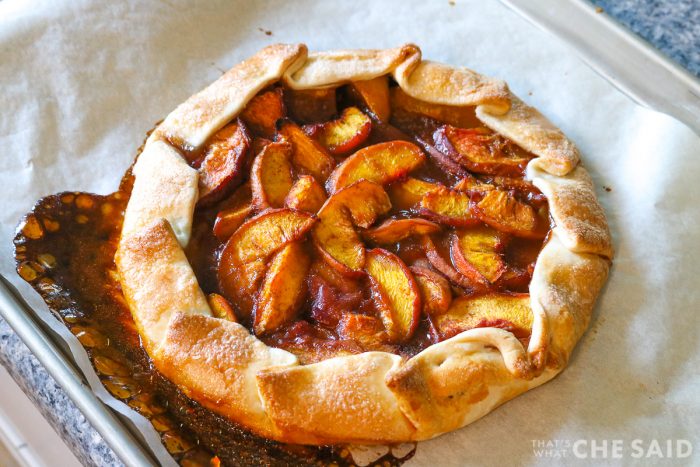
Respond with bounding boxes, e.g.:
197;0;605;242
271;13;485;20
115;43;613;445
477;94;580;176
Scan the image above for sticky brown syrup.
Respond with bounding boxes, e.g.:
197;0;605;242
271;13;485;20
13;171;414;467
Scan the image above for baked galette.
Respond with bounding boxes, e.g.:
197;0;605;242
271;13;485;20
115;43;612;445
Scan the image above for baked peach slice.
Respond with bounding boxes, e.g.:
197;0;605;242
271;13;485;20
207;293;237;322
419;186;479;227
390;87;481;129
220;208;317;265
218;259;266;321
240;88;285;138
351;76;391;122
453;174;497;195
312;181;391;276
218;209;316;316
198;120;251;205
473;190;547;239
337;313;389;348
251;137;272;157
410;266;452;316
308;260;363;307
212;182;252;241
420;235;473;290
494;266;531;292
284;88;337;124
365;248;421;343
416;136;470;179
307;106;372;155
433;125;532;176
254;242;311;335
363;218;440;244
213;203;252;242
366;120;413;145
277;119;335;181
284;175;327;213
388;177;441;211
450;227;506;287
250;141;294;210
326;141;425;193
490;176;548;205
434;293;533;339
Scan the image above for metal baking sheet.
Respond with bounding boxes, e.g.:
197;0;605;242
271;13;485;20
2;1;698;465
503;0;700;135
0;276;157;467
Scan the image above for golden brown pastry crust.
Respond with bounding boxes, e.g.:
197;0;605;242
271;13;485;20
257;352;416;444
527;159;613;259
386;334;559;439
157;313;297;438
392;51;511;114
115;219;211;354
155;44;308;150
477;94;580;176
115;43;613;445
284;44;416;89
121;140;199;247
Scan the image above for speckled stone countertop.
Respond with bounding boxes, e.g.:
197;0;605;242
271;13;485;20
1;2;698;466
0;319;122;466
590;0;700;76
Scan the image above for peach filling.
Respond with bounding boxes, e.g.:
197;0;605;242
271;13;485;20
184;82;549;363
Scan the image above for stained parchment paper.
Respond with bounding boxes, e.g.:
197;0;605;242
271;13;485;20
1;0;699;465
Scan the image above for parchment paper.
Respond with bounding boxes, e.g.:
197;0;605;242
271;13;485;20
1;0;699;465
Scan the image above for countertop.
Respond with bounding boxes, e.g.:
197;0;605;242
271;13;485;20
1;1;698;466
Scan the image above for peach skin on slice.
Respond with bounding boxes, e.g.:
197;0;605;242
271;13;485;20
450;226;506;286
218;258;266;320
254;242;311;335
307;106;372;155
207;293;238;322
473;190;547;239
326;141;425;193
250;141;294;210
433;125;532;176
388;177;441;211
410;266;452;316
218;209;316;316
351;76;391;122
240;88;286;138
363;218;440;244
419;186;479;227
420;235;473;290
365;248;421;343
495;266;532;292
213;182;252;241
213;203;252;242
285;88;337;124
277;119;335;182
312;180;391;276
435;293;533;339
416;135;470;179
198;119;251;205
284;175;327;213
490;176;546;203
251;137;272;157
220;208;316;265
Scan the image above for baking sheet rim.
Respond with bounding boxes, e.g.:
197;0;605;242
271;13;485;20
2;2;699;465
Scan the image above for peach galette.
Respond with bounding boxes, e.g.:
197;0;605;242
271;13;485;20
114;44;612;444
